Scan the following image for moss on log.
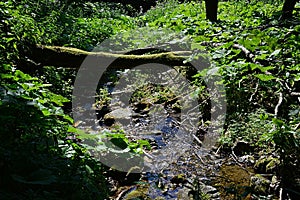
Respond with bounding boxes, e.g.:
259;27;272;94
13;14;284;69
27;45;192;69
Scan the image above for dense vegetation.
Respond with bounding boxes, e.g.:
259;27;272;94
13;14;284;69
0;0;299;199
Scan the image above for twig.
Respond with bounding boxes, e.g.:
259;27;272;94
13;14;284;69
194;151;205;164
192;134;203;146
249;83;259;102
294;122;300;131
215;145;222;154
279;187;283;200
142;149;155;159
274;92;283;118
291;92;300;96
201;41;264;66
229;152;253;174
232;43;257;64
115;186;136;200
126;166;141;176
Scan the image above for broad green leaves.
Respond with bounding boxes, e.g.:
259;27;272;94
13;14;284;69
74;128;151;155
255;74;276;81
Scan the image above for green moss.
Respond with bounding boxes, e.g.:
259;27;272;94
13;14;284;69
124;185;150;200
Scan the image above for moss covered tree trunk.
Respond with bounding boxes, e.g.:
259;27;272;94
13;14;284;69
281;0;298;19
23;45;191;69
205;0;219;22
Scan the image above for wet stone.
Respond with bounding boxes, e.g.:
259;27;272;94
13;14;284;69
104;107;132;126
202;185;218;194
250;174;271;195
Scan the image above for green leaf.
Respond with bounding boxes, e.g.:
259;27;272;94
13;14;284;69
250;63;260;70
256;53;269;60
41;108;51;116
272;118;284;126
137;139;151;150
110;138;128;150
69;126;99;140
47;93;70;106
63;115;73;123
269;49;281;57
259;113;269;120
85;165;94;174
255;74;276;81
255;65;275;72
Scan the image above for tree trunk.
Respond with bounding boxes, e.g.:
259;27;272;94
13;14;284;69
281;0;298;19
205;0;219;22
23;45;192;69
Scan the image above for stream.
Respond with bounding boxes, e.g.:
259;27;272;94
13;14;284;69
74;68;273;200
104;109;252;200
99;105;255;200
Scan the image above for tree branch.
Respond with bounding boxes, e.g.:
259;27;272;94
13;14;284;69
275;92;283;118
201;41;262;65
232;44;257;64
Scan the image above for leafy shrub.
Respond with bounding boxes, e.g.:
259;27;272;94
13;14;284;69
0;64;109;199
1;0;137;51
0;1;117;198
219;110;274;148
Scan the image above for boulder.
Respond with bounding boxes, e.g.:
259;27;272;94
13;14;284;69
104;107;132;126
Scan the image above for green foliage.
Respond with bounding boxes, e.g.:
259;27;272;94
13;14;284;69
0;65;71;142
142;0;205;32
72;128;151;155
38;67;76;100
1;0;137;52
0;0;133;198
0;64;110;199
260;115;300;158
219;110;274;147
130;83;177;105
107;130;151;154
1;0;300;198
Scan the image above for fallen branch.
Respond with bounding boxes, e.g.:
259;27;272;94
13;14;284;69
201;41;261;65
232;43;257;64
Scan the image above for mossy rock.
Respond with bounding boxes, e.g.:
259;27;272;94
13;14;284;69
123;184;150;200
104;108;132;126
250;174;271;195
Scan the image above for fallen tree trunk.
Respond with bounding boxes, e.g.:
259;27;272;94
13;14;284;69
26;45;192;69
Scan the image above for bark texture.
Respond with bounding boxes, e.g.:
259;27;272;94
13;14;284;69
281;0;298;19
205;0;219;22
25;45;191;69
